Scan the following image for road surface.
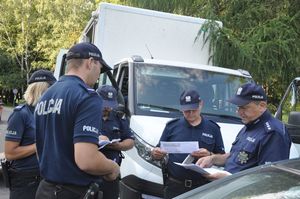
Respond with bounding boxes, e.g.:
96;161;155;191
0;106;14;198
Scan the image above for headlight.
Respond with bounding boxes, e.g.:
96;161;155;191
134;133;161;168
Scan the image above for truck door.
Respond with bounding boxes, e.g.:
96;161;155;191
275;78;300;148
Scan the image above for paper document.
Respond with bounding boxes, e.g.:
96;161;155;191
160;141;199;154
99;138;121;149
174;162;232;175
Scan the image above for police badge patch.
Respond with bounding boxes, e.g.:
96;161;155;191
238;151;249;164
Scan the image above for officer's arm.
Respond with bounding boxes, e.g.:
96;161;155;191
74;142;120;177
107;138;134;151
4;140;36;161
196;153;229;168
211;153;230;166
258;132;291;164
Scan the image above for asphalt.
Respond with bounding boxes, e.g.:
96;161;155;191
0;106;13;198
0;106;13;159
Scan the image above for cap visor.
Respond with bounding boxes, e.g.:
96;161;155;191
102;100;118;109
228;97;251;106
100;59;112;73
180;103;199;111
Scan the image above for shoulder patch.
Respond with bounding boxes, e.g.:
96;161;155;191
14;104;25;111
78;83;98;96
208;119;220;128
264;121;274;133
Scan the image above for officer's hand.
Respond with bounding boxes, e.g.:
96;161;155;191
103;161;120;181
191;148;211;158
151;147;167;160
196;155;213;168
99;135;109;141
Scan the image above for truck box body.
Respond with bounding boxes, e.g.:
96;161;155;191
82;3;219;67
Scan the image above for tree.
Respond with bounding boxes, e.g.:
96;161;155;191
201;0;300;106
0;0;99;84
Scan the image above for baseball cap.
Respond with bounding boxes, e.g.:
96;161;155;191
228;83;267;106
28;69;56;85
96;85;118;109
180;90;201;111
66;42;112;73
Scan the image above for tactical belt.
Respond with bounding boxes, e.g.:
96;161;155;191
45;180;89;196
167;176;206;188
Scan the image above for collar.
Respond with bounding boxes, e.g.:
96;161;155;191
60;75;86;85
245;110;271;129
183;115;204;128
24;104;35;114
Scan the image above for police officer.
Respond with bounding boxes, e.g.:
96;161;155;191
196;83;291;180
5;69;56;199
34;42;120;199
96;85;134;199
151;90;225;199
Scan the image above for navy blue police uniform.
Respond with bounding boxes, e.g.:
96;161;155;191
100;109;134;199
97;84;134;199
100;111;134;165
225;110;291;173
35;75;103;198
159;116;225;198
225;82;292;174
6;104;40;198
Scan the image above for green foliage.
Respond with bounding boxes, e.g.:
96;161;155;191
0;50;25;89
0;0;99;85
0;0;298;107
207;0;299;106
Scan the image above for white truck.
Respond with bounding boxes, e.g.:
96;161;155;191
54;3;299;198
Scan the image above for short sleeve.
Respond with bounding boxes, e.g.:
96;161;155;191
120;118;134;140
73;96;102;145
6;111;24;142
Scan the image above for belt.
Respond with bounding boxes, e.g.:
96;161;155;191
167;176;205;188
45;180;89;195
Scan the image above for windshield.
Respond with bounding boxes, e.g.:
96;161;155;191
133;63;251;120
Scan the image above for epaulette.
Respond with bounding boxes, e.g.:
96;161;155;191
208;119;220;128
264;121;274;133
166;118;180;125
78;84;98;96
14;104;25;111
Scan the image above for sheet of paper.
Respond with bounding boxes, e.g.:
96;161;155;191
99;138;121;149
160;141;199;154
174;162;232;175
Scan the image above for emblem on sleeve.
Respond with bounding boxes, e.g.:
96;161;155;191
238;151;249;164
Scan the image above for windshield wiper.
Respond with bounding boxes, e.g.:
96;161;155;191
137;103;181;113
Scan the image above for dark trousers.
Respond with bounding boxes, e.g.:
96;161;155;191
35;179;88;199
9;169;41;199
163;177;207;199
101;176;120;199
